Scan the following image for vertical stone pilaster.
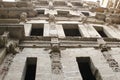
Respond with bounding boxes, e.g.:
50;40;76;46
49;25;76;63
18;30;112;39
50;38;64;80
44;23;50;37
56;24;65;38
24;24;32;36
78;24;90;37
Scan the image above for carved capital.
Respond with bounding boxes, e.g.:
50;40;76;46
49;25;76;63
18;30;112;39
6;42;19;54
20;12;27;22
49;14;55;23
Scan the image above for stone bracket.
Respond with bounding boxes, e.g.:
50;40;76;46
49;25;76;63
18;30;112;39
94;38;111;52
6;40;19;54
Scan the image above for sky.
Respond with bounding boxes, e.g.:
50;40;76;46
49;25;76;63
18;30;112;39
3;0;102;2
3;0;15;2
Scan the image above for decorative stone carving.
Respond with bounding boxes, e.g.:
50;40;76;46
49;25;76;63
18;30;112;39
0;32;9;48
103;52;120;72
81;16;87;23
50;38;62;74
49;14;55;23
0;37;6;48
105;17;112;25
101;47;120;72
100;45;110;52
20;12;27;22
52;62;62;74
49;1;54;10
95;12;106;21
105;14;120;24
67;2;72;7
6;42;19;54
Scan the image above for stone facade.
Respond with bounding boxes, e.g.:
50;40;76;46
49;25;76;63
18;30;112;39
0;0;120;80
102;0;120;9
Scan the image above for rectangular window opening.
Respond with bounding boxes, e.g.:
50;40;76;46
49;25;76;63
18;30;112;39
76;57;97;80
72;2;83;6
25;57;37;80
54;1;67;6
31;24;44;36
94;26;108;38
81;12;89;16
62;24;81;37
37;10;45;15
39;1;48;6
57;11;69;16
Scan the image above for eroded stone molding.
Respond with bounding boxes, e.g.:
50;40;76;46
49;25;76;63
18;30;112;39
96;38;120;72
49;0;54;10
0;32;9;48
0;31;20;64
102;51;120;72
95;8;120;24
0;32;20;80
6;41;19;54
0;31;20;54
0;54;15;80
100;45;120;72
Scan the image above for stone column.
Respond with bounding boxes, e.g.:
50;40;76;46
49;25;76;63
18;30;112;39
113;0;118;8
116;0;120;9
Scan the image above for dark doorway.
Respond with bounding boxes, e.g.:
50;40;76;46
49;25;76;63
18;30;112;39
62;24;81;37
76;57;96;80
31;24;44;36
25;57;37;80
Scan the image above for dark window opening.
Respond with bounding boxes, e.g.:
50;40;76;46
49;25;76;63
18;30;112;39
37;10;44;15
57;11;69;16
25;57;37;80
94;26;108;37
39;1;48;6
81;12;89;16
31;24;44;36
76;57;96;80
97;31;107;37
62;24;81;36
72;2;83;6
54;1;67;6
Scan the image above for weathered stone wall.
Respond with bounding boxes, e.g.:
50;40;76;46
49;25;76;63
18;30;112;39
0;0;120;80
3;48;120;80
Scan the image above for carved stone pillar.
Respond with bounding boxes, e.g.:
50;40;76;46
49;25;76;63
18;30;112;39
50;38;62;74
